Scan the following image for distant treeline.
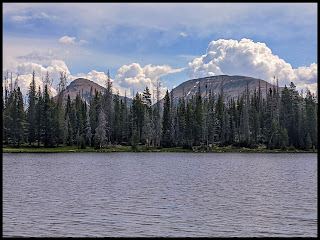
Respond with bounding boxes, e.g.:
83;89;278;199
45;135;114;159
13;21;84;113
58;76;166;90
2;70;318;151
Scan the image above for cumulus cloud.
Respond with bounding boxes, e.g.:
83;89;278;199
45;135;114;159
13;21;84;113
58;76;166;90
58;36;89;46
70;70;112;89
4;60;71;97
3;57;183;101
59;36;77;45
115;63;185;99
67;63;184;100
187;38;317;93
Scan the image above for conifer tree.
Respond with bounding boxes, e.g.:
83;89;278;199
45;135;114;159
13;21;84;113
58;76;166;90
42;84;54;147
161;90;171;147
95;109;107;149
35;86;43;146
26;70;37;145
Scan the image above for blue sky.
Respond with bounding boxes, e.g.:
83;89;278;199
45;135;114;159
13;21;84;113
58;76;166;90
3;3;317;98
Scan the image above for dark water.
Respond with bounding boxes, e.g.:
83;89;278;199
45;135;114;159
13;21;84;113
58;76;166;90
2;152;317;237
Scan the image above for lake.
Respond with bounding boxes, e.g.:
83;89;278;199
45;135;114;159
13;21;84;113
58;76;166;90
2;152;317;237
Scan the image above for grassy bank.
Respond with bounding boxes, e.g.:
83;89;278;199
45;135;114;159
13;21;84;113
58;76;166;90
2;144;316;153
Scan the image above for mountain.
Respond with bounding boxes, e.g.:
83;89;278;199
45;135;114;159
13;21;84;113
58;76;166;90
54;78;132;105
169;75;284;104
55;75;283;107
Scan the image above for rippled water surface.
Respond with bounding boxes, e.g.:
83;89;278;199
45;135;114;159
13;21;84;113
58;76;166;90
3;152;317;237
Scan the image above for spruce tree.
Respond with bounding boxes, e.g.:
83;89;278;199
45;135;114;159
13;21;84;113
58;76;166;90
95;109;107;149
26;70;37;145
161;90;171;147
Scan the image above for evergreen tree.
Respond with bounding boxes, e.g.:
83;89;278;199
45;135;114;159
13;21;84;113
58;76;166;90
268;119;280;149
119;95;129;144
102;70;113;145
161;90;171;147
279;127;289;150
95;109;107;149
35;86;43;146
57;71;68;94
26;70;37;145
84;107;92;147
42;85;55;147
8;87;26;147
305;89;317;149
194;85;203;145
89;90;101;147
113;92;121;143
131;92;145;143
177;97;187;146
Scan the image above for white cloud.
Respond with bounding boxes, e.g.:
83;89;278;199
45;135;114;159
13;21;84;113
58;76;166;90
187;38;317;94
70;70;111;89
115;63;185;99
59;36;77;45
179;32;187;37
4;60;71;97
65;63;184;100
58;36;88;46
3;53;184;100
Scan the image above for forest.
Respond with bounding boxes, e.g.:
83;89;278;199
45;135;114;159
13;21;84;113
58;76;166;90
2;70;318;151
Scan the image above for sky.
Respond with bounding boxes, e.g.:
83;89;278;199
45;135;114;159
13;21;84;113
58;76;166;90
2;2;318;99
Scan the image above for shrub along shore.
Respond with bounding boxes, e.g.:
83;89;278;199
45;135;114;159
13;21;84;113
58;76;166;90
2;144;316;153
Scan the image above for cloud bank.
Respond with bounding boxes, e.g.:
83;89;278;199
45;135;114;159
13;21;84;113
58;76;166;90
72;63;185;99
187;38;317;93
3;57;184;100
115;63;185;98
3;38;317;99
3;60;71;97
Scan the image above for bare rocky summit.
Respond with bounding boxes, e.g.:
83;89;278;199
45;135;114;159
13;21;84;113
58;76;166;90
56;75;283;106
170;75;284;104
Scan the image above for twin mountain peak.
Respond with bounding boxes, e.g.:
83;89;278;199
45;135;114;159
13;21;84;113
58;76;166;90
56;75;283;105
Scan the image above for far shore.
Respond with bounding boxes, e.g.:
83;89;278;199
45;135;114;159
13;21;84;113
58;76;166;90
2;145;317;153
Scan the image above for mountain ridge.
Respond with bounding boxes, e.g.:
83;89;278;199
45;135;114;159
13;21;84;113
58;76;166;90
56;75;283;106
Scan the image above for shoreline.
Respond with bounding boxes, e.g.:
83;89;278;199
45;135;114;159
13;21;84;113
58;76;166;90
2;145;317;153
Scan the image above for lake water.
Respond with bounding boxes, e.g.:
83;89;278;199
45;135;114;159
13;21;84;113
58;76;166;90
2;152;317;237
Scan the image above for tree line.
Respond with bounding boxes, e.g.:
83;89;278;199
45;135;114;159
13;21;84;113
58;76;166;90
2;70;318;151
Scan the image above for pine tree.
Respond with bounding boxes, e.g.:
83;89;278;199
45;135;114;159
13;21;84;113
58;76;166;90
194;85;203;146
279;127;289;150
305;89;317;149
177;97;187;146
42;84;54;147
65;114;73;146
113;92;121;143
142;87;153;146
102;70;114;145
26;70;37;145
84;108;92;147
95;109;107;149
268;119;280;149
119;94;129;144
35;86;43;146
161;89;171;147
153;79;162;147
9;87;26;147
57;71;68;94
131;92;145;143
